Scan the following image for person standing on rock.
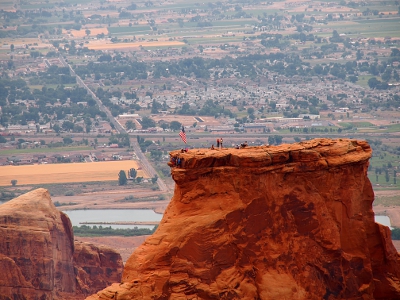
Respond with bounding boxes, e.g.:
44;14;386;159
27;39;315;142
220;138;223;149
217;138;220;148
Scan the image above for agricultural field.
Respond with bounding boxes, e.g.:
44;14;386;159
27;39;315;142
86;40;185;50
0;160;147;186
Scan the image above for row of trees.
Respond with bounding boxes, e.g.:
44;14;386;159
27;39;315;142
73;224;157;237
69;49;399;85
118;169;158;186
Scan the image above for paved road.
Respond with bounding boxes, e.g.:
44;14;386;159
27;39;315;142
46;57;170;193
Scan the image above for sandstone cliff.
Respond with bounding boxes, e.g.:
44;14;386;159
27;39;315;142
88;138;400;300
0;188;123;300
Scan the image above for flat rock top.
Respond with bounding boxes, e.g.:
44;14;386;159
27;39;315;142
169;138;371;171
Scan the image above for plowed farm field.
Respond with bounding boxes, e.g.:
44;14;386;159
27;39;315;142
0;161;147;186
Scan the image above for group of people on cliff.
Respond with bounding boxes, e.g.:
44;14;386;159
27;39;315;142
169;148;188;168
211;139;247;150
169;139;249;169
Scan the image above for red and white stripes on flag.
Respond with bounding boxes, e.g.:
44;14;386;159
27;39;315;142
179;126;187;144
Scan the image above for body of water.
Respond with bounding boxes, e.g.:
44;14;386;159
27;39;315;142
62;209;163;229
0;201;394;230
375;215;392;229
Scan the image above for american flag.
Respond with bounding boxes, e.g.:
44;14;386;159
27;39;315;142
179;126;187;144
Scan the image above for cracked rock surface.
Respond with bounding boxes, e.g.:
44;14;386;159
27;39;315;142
0;188;123;300
88;138;400;300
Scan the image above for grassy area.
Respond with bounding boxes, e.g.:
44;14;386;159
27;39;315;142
21;4;55;9
381;124;400;133
356;75;377;88
185;36;244;44
327;17;400;38
108;26;152;35
338;122;375;128
368;150;400;188
373;195;400;207
29;84;76;90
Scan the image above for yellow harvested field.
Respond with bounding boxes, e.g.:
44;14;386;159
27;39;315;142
0;161;147;186
87;40;185;50
65;27;108;37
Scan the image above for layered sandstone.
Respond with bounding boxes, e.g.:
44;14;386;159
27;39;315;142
0;188;123;300
89;138;400;300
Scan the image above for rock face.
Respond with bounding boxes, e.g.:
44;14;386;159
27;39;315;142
74;241;124;296
88;138;400;300
0;188;123;300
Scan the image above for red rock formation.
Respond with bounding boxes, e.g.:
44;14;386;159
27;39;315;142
74;241;124;296
88;138;400;300
0;188;123;300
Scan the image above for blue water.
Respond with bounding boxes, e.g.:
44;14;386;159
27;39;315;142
375;215;392;229
62;209;163;229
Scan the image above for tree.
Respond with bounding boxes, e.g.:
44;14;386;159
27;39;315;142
85;29;91;36
268;135;275;145
141;116;156;129
126;120;136;130
247;107;255;115
151;175;158;184
63;137;73;144
274;135;283;145
170;121;182;131
118;170;127;185
151;99;161;114
62;121;75;131
11;179;17;186
150;150;162;160
128;168;137;179
348;75;358;83
53;124;61;133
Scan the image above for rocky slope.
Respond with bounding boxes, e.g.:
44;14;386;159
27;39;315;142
88;138;400;300
0;188;123;300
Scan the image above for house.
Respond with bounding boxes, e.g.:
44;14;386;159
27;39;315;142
243;123;273;133
207;125;235;133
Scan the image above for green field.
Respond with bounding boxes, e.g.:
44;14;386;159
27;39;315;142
108;26;152;35
339;122;375;128
0;146;92;156
368;152;400;189
357;75;378;88
382;124;400;133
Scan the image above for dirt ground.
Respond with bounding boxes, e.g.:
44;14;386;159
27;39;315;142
75;235;149;263
55;188;171;213
373;190;400;227
374;204;400;227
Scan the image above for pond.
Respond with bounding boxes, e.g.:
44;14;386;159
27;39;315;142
375;215;392;229
62;209;163;229
0;201;395;230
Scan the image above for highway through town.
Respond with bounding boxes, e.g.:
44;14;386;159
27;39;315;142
45;57;170;193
